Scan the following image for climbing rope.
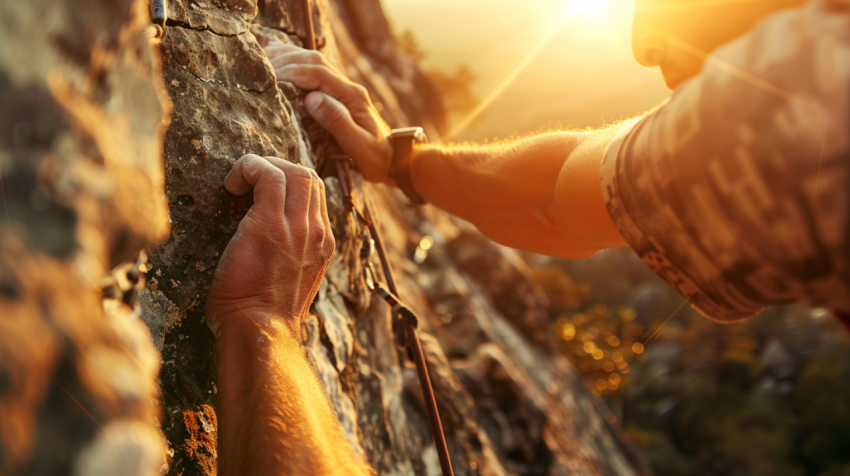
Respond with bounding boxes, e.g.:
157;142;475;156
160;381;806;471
367;216;454;476
297;1;453;472
323;154;455;476
299;0;317;52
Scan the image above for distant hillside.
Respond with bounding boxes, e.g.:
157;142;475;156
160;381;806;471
381;0;671;140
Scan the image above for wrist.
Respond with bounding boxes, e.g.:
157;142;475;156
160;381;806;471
408;144;444;207
208;306;298;342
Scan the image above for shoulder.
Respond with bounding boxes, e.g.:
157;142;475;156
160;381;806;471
706;0;850;96
599;0;850;320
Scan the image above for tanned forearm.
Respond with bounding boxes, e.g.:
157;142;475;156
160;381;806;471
410;125;630;257
216;315;371;476
263;42;634;257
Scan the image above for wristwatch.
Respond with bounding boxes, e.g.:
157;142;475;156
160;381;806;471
389;127;428;205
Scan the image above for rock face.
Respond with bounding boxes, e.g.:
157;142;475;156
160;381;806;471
147;1;640;475
0;0;640;474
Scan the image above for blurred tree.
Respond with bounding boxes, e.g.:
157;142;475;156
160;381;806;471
396;28;426;61
394;29;479;117
523;250;850;476
626;311;850;476
553;305;644;395
531;264;590;311
427;65;479;116
791;343;850;475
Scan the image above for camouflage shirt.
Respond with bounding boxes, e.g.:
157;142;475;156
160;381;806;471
601;0;850;321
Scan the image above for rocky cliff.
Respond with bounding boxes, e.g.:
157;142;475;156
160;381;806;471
0;0;641;475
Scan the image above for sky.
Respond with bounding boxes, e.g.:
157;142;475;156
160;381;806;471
381;0;672;141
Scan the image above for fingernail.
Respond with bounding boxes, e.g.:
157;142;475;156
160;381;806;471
304;93;323;112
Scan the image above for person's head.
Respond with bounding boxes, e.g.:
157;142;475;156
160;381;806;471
632;0;807;88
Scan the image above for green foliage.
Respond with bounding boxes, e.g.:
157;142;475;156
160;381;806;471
523;250;850;476
627;311;850;476
791;346;850;474
553;304;644;394
531;264;590;311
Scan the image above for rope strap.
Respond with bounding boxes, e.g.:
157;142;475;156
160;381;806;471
322;156;454;476
297;5;453;470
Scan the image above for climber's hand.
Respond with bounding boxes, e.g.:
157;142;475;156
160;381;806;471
264;41;393;183
205;154;335;337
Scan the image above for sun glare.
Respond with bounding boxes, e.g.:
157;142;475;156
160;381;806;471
561;0;610;19
449;0;625;138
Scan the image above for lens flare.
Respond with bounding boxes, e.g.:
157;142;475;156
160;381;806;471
561;0;610;20
449;0;620;139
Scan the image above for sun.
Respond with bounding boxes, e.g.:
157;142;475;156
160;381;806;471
561;0;610;20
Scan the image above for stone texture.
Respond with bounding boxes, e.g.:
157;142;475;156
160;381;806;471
148;2;303;470
448;228;558;352
148;0;644;474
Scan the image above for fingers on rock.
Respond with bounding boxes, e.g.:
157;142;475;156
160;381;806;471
274;64;326;89
305;92;352;131
224;154;263;195
224;155;289;201
304;50;325;65
270;49;327;71
308;177;335;259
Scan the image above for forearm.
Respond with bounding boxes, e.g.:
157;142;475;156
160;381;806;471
265;43;628;257
216;315;370;476
409;126;629;257
411;132;579;219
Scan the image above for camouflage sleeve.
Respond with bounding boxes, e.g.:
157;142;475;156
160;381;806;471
600;0;850;321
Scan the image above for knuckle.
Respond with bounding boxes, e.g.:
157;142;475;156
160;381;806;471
273;65;290;79
310;224;327;245
269;169;288;185
306;50;325;65
318;227;335;253
302;63;325;78
263;161;286;177
352;84;369;102
325;235;336;256
280;64;310;81
283;64;302;76
287;167;313;183
239;153;262;162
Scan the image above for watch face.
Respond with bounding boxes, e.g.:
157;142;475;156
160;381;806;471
392;127;428;143
413;128;428;143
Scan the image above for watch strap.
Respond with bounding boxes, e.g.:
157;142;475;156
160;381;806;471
390;127;427;205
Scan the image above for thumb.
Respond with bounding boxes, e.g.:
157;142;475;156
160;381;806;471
304;91;389;181
305;91;357;136
304;91;372;149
